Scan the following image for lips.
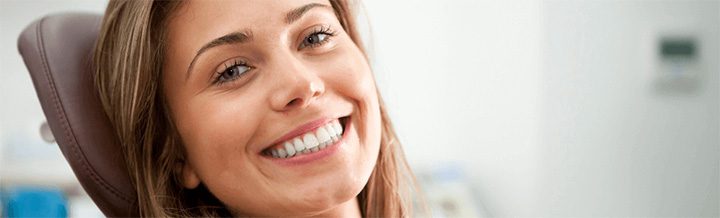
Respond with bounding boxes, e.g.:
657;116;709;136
262;116;349;158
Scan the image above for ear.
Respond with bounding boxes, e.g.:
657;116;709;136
176;160;201;189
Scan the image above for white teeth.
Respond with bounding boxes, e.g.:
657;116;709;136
332;120;343;135
284;142;296;157
303;133;319;149
326;126;338;141
278;148;287;158
326;125;337;137
316;127;331;144
268;119;346;159
293;138;306;153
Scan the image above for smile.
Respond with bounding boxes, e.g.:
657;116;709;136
263;117;348;159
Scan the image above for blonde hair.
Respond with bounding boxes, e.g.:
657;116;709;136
94;0;417;217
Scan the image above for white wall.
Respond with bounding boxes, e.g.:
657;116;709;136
365;0;718;216
539;0;719;216
363;0;542;216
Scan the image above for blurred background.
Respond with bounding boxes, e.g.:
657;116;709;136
0;0;717;217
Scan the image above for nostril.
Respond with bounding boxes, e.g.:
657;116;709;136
286;98;301;108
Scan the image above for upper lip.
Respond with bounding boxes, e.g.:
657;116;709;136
265;117;334;151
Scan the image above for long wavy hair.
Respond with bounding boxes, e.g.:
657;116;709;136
94;0;417;217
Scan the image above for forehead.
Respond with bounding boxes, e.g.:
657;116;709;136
178;0;330;24
167;0;331;43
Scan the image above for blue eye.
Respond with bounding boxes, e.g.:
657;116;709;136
300;26;336;49
303;32;330;47
215;61;250;85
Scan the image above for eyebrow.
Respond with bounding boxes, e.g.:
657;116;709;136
184;3;330;81
285;3;327;24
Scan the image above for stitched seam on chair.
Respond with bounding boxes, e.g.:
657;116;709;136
36;17;133;204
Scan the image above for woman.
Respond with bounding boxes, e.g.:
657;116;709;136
94;0;416;217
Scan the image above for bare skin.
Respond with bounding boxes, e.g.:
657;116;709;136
161;0;382;216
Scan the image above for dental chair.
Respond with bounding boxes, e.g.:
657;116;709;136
17;13;138;217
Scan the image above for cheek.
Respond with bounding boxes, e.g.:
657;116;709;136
332;57;376;100
321;40;379;108
173;93;264;173
344;47;379;109
323;42;383;162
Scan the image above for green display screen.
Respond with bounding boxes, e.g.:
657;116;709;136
660;38;696;58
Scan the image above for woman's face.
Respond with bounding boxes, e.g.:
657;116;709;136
162;0;381;216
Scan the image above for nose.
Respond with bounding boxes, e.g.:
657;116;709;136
269;58;325;112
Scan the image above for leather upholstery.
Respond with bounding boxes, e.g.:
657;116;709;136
17;13;138;217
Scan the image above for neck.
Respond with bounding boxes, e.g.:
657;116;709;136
230;197;362;217
311;197;361;218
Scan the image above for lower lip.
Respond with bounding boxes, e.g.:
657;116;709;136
264;117;351;166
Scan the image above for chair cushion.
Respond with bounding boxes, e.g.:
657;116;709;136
17;13;138;217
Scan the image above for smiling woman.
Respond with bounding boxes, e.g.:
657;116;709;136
93;0;416;217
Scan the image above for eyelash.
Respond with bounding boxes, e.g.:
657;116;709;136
300;25;337;49
212;25;337;87
213;59;251;86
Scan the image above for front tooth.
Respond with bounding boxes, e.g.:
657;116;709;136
319;142;327;149
293;138;306;152
316;127;331;144
303;133;319;149
284;142;296;157
278;149;287;158
311;147;319;152
271;149;279;158
332;120;343;135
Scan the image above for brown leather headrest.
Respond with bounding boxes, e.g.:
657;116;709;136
17;13;138;217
